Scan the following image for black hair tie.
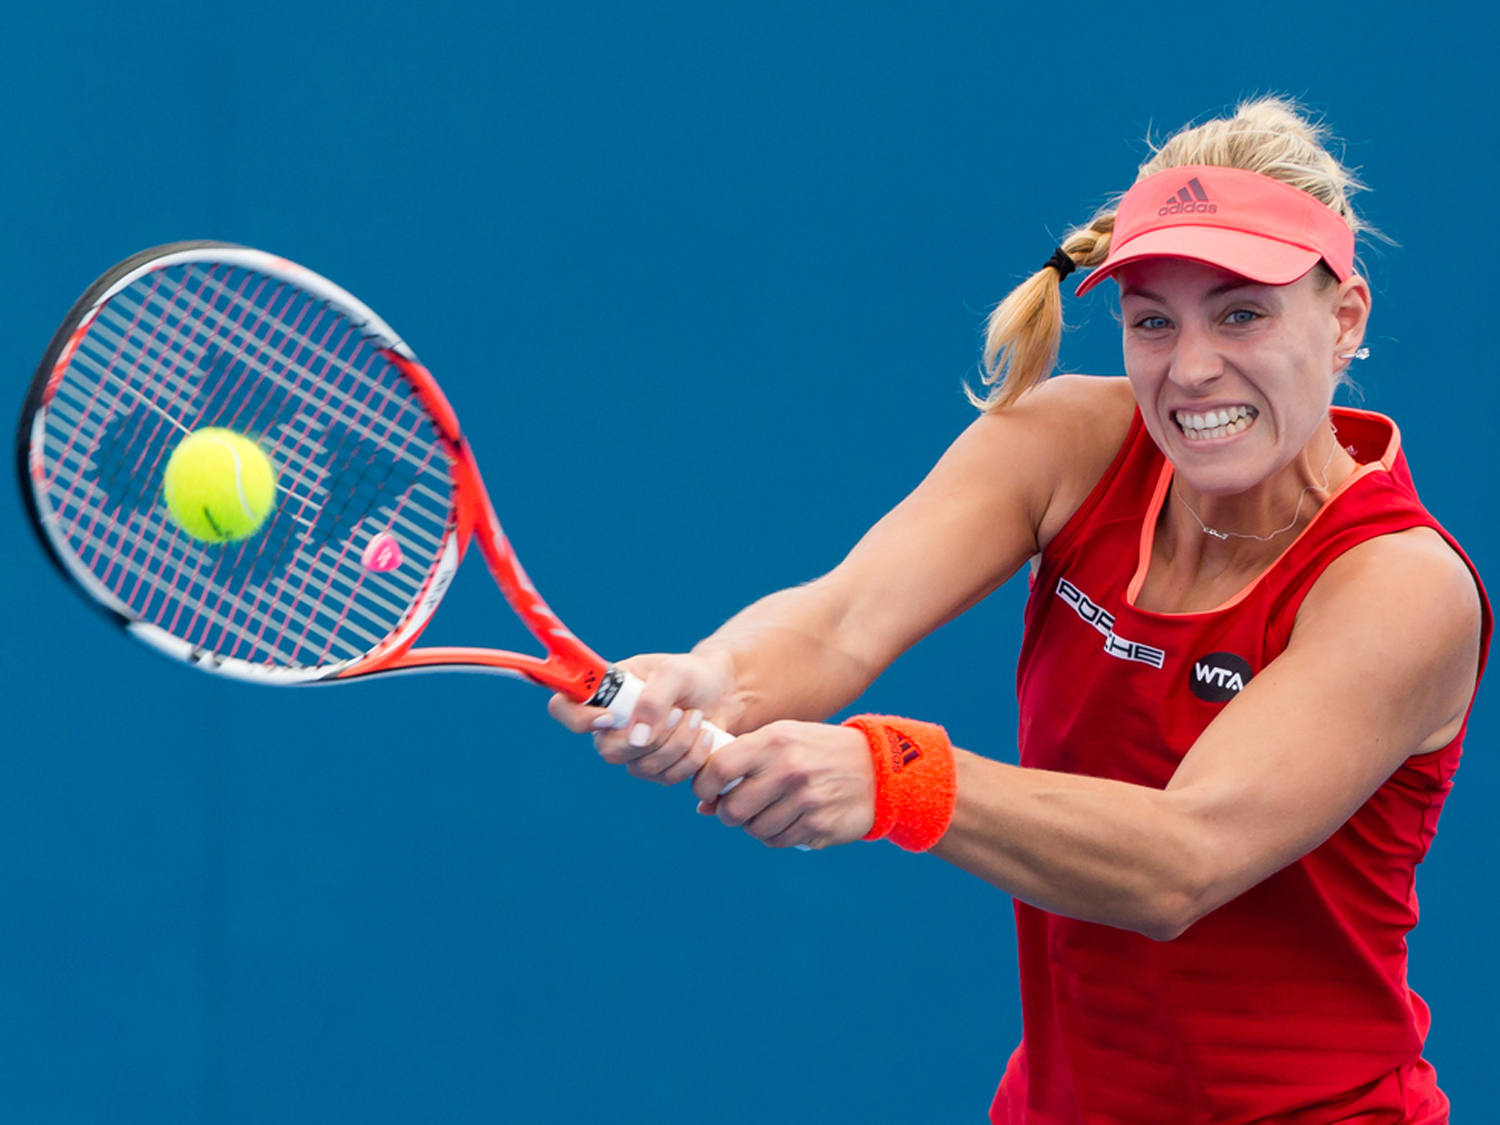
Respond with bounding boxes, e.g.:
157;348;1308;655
1043;246;1077;280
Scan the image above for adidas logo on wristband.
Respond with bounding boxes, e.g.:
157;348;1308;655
884;727;922;772
845;714;957;852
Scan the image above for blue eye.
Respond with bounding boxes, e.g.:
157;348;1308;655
1226;309;1259;325
1137;315;1170;330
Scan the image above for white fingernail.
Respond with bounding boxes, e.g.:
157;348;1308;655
591;714;617;731
666;708;684;730
628;723;651;747
688;710;703;731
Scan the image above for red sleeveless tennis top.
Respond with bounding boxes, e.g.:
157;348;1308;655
991;407;1491;1125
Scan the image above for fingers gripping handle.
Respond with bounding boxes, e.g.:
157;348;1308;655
593;667;807;849
593;668;741;792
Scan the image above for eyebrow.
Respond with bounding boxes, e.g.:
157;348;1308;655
1119;278;1267;303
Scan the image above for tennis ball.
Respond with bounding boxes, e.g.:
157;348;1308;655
163;428;278;542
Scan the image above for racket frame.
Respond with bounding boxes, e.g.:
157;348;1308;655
19;242;612;703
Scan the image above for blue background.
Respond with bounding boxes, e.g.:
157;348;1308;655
3;3;1495;1121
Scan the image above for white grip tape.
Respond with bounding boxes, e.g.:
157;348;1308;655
606;670;742;794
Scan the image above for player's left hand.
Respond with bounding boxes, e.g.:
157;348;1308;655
691;720;877;849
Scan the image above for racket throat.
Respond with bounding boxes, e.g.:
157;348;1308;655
585;665;633;711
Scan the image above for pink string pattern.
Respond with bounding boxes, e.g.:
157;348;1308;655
30;259;456;673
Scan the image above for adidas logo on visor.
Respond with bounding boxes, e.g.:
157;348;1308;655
1159;176;1217;216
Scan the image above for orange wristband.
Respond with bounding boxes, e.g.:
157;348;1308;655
842;714;956;852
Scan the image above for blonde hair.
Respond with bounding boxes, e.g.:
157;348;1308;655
971;97;1366;412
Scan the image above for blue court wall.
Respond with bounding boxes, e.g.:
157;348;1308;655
1;2;1494;1121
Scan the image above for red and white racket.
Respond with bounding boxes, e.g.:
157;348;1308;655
18;241;731;752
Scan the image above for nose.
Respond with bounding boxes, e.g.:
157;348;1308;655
1167;321;1223;391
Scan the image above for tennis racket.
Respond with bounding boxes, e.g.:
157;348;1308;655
18;241;733;755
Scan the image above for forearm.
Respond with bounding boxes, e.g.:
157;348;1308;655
692;580;884;732
930;749;1207;940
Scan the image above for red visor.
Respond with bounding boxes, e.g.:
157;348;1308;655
1075;165;1356;296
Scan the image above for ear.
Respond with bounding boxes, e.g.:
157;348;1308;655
1332;274;1372;366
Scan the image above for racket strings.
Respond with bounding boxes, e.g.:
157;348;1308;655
67;284;439;662
45;271;372;660
33;259;456;671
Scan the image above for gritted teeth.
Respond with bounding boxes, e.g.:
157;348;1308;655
1174;405;1257;441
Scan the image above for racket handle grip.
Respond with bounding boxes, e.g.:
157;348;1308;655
599;668;808;851
601;669;740;792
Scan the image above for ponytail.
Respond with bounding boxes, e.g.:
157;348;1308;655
968;214;1114;412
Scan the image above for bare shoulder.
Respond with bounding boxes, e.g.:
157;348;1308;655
994;375;1137;549
1294;526;1484;750
1301;525;1481;628
930;376;1135;544
933;374;1131;469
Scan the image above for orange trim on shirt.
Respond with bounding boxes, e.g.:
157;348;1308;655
1126;463;1174;604
1126;409;1399;616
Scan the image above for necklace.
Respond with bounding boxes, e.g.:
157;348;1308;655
1172;428;1340;543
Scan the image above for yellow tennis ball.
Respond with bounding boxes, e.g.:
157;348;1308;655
163;428;278;542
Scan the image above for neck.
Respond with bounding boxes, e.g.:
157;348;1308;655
1162;419;1358;571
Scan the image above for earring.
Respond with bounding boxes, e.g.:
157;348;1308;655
1339;346;1370;361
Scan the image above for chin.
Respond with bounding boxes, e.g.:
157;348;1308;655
1168;442;1279;496
1176;465;1266;497
1166;428;1286;495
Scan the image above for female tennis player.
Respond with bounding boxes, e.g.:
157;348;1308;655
551;98;1490;1123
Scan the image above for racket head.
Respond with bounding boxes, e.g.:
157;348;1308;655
19;242;467;684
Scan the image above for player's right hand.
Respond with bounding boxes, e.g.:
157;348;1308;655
547;651;738;787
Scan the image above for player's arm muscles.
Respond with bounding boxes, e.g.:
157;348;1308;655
931;527;1484;941
694;376;1137;732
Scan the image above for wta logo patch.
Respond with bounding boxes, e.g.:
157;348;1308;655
1190;652;1253;702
